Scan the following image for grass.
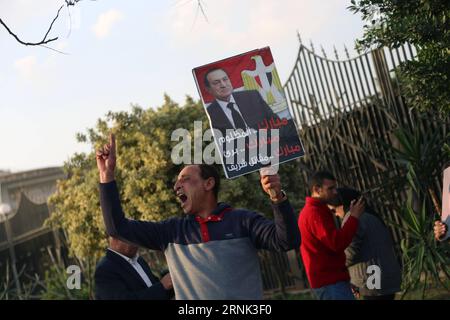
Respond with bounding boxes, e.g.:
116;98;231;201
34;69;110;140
400;283;450;300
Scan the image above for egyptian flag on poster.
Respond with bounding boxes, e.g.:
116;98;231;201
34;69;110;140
193;47;305;179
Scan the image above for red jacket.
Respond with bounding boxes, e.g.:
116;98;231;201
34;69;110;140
298;197;359;288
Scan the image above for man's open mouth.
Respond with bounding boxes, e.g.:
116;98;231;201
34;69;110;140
176;191;188;204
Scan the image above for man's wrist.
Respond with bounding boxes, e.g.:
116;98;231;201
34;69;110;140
100;172;115;184
270;190;287;204
350;213;360;220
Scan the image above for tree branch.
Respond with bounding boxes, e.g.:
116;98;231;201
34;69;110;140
0;4;65;46
42;5;64;43
0;0;89;47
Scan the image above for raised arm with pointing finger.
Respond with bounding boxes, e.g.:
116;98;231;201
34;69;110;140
96;133;117;184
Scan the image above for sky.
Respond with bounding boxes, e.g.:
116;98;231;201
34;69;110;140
0;0;365;172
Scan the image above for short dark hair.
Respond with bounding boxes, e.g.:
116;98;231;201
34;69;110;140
204;68;226;88
337;187;383;222
308;171;336;194
336;187;361;212
198;164;220;198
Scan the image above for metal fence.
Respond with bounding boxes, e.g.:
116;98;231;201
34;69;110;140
284;36;448;246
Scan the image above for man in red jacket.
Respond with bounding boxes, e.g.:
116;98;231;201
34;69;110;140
298;171;365;300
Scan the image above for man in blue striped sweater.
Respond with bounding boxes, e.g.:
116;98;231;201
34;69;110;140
97;134;300;299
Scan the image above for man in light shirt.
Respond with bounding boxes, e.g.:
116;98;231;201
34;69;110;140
94;237;173;300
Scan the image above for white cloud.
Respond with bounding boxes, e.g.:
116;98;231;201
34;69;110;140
14;56;37;79
92;9;124;38
12;54;60;92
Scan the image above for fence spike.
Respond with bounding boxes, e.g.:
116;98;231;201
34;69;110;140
344;44;350;59
333;45;339;59
321;45;327;58
297;31;302;44
310;40;315;53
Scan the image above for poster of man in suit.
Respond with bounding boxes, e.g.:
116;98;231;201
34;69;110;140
193;47;305;178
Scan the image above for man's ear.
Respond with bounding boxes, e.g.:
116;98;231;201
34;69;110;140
204;177;215;192
311;185;321;196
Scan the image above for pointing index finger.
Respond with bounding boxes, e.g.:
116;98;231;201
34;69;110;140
109;133;116;157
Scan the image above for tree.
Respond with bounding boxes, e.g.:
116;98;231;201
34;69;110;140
380;126;450;298
348;0;450;114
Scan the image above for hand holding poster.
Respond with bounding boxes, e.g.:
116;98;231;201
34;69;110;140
192;47;305;178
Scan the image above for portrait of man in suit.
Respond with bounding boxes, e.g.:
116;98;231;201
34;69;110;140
204;67;286;136
193;48;304;178
94;237;174;300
